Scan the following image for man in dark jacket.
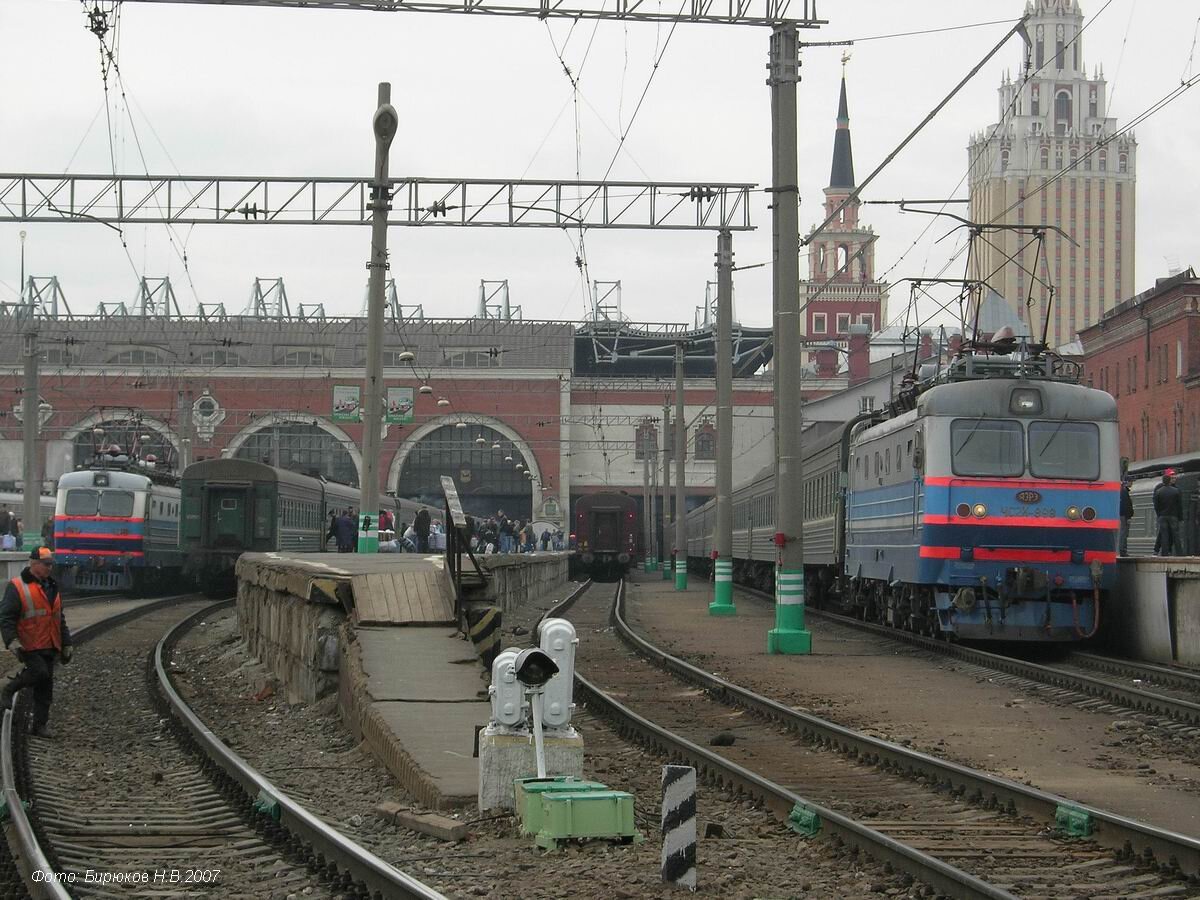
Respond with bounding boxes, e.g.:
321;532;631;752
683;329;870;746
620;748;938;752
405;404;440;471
334;509;356;553
1119;480;1134;557
0;547;73;738
414;508;431;553
1154;469;1184;557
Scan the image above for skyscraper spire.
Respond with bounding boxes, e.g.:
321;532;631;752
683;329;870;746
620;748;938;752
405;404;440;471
829;71;855;190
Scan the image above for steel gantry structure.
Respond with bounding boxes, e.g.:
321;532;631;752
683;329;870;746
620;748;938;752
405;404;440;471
118;0;825;27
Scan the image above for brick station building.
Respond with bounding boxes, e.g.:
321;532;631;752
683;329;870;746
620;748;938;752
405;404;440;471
0;313;856;531
1078;268;1200;463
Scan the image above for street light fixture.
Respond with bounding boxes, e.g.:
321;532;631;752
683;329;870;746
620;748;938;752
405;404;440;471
419;384;433;395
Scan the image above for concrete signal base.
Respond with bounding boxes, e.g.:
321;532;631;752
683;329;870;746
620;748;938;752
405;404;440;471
478;725;585;811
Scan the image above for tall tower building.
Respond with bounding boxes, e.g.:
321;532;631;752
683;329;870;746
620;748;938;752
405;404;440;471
802;71;888;351
968;0;1136;348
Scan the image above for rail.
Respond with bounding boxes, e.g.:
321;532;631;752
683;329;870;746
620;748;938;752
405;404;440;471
155;601;447;900
596;581;1200;881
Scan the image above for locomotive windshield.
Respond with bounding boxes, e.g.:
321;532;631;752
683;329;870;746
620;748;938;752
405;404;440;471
1029;421;1100;480
64;488;135;517
950;419;1024;477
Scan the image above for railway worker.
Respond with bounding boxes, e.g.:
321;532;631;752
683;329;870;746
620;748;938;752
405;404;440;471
1119;480;1134;557
1154;469;1184;557
0;505;10;540
0;547;73;738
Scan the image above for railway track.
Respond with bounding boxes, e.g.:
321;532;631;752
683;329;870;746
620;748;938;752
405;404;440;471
2;595;444;899
553;579;1200;900
770;593;1200;736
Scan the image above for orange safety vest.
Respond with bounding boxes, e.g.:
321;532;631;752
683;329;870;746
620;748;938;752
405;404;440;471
11;577;62;652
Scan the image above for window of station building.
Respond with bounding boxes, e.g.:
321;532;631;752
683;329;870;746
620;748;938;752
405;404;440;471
42;347;72;366
1089;88;1098;118
812;313;827;334
634;423;658;461
443;348;503;368
859;313;874;331
1119;153;1128;174
1098;149;1107;171
1031;84;1040;116
109;346;168;365
694;421;716;461
1000;149;1009;171
836;313;851;334
276;345;331;367
1039;147;1049;169
194;347;242;366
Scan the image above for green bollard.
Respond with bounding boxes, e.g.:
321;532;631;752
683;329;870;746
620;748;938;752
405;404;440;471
767;568;812;654
356;513;379;554
708;557;736;616
662;554;673;581
674;558;688;591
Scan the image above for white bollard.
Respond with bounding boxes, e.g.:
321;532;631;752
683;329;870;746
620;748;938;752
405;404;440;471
661;765;697;891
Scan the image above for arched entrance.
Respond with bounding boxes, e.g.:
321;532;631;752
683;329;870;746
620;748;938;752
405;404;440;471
394;422;536;519
226;414;361;486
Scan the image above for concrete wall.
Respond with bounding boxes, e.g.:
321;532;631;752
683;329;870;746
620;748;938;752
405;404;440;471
1108;558;1200;665
477;552;571;613
235;574;344;704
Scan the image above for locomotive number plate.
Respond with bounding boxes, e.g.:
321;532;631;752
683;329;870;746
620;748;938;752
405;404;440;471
1015;490;1042;504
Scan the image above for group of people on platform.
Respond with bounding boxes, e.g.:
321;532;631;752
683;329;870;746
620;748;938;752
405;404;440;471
322;505;565;555
1118;468;1190;557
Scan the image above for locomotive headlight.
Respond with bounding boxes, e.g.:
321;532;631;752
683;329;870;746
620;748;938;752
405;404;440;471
972;503;987;518
1082;506;1097;522
956;503;971;518
1010;388;1043;415
1066;506;1080;520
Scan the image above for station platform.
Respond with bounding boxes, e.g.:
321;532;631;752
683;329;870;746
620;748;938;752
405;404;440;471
236;550;573;809
621;571;1200;837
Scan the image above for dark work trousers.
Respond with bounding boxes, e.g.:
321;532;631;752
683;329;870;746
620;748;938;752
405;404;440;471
1156;516;1182;557
6;649;57;729
1119;517;1130;557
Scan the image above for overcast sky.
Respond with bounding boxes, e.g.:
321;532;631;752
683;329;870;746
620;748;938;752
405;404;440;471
3;0;1198;329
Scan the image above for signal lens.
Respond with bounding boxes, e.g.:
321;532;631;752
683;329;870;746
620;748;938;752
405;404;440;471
956;503;971;518
1082;507;1096;522
972;503;987;518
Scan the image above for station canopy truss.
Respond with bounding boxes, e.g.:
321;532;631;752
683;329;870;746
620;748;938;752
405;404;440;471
0;175;754;231
118;0;825;27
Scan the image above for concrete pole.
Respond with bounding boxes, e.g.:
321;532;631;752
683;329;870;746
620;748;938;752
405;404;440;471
710;229;736;616
22;330;39;550
650;441;659;570
177;389;193;471
766;26;811;654
674;343;687;590
662;402;672;581
359;82;398;553
642;432;652;572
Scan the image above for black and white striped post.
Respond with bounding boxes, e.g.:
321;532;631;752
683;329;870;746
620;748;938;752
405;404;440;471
660;765;697;890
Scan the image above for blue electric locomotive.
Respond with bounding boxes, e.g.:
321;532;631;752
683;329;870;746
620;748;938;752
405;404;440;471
687;341;1120;643
54;458;184;593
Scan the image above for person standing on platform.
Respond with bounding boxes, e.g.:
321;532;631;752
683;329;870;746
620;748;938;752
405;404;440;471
0;547;72;738
414;507;431;553
1119;480;1134;557
0;506;10;543
1154;469;1183;557
334;509;356;553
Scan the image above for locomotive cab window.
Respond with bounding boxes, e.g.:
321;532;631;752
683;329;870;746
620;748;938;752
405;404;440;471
65;489;99;516
1029;421;1100;480
221;498;239;510
98;491;134;518
951;419;1024;477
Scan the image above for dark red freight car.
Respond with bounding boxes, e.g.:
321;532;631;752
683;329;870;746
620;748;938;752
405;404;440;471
573;491;638;580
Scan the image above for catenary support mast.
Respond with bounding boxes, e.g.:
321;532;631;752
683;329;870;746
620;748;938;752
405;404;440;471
766;26;812;654
710;228;736;615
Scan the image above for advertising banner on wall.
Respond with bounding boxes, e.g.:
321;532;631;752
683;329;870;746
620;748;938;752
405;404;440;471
385;387;415;424
332;385;361;422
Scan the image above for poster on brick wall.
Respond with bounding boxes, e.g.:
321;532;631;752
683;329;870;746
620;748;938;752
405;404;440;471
385;387;414;424
332;385;361;422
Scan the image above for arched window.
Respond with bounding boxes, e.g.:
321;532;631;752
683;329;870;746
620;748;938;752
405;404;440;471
1039;147;1049;169
1000;149;1010;171
74;420;175;470
1098;149;1107;171
1055;91;1072;135
1035;26;1044;69
1119;153;1128;173
1031;85;1040;117
236;422;358;486
837;245;849;271
694;422;716;461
